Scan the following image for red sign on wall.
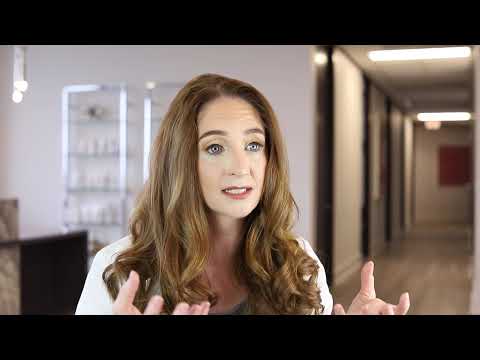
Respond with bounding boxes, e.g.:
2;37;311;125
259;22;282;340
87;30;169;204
438;145;471;186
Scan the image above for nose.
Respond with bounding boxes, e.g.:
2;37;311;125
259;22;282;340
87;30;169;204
226;148;250;176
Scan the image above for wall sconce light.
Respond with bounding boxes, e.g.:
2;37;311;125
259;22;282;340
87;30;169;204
12;89;23;103
12;45;28;103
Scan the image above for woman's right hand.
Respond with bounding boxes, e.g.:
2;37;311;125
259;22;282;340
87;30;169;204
112;270;210;315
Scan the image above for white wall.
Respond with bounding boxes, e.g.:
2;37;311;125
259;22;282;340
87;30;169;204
0;45;317;245
0;47;12;194
369;85;387;256
414;124;472;225
470;45;480;314
332;49;364;284
390;106;404;242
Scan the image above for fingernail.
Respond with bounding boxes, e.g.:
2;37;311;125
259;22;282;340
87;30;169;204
128;270;133;279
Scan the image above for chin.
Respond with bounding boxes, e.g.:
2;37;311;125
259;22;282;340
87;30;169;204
218;205;257;219
237;211;255;219
225;210;254;219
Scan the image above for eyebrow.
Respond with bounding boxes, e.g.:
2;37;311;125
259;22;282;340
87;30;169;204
198;128;265;142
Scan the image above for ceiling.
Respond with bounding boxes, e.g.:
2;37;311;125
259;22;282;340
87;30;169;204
339;45;474;117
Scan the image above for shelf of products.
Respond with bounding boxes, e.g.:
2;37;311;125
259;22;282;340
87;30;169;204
67;187;129;193
62;83;130;264
68;152;135;158
70;119;139;125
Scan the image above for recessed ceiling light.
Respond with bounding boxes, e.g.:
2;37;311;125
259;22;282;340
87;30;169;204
417;112;471;121
368;47;471;61
314;53;327;65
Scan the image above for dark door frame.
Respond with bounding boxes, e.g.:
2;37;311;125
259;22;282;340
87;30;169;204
400;110;406;233
315;45;334;285
362;75;371;258
385;98;392;243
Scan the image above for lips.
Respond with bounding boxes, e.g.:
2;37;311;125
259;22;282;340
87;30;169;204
222;186;253;200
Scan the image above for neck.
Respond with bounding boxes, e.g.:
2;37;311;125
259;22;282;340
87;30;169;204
207;213;245;266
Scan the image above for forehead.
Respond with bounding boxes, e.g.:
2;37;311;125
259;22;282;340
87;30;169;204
197;96;263;132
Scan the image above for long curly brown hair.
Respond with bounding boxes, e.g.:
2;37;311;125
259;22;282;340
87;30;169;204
103;73;324;314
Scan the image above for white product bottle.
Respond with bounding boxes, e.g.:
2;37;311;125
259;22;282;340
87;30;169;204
70;170;79;188
108;138;118;155
100;205;107;224
112;204;118;224
103;172;111;189
98;137;108;155
105;204;113;224
91;138;99;155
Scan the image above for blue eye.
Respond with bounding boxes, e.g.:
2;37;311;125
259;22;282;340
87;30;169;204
247;142;264;152
206;144;223;155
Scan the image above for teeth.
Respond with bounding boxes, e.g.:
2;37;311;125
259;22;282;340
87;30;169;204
224;188;247;194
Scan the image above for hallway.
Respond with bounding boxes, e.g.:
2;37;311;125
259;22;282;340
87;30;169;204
331;225;473;315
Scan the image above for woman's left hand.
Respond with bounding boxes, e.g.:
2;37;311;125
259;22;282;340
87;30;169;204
333;261;410;315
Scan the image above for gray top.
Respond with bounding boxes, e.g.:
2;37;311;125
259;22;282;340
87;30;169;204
210;299;248;315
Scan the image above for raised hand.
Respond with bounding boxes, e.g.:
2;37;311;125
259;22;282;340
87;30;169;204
112;270;210;315
333;261;410;315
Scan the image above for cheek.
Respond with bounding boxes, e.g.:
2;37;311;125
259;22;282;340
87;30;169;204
253;154;267;182
198;155;222;191
199;151;229;169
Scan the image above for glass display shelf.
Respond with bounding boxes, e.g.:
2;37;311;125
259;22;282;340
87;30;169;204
63;83;130;252
70;119;139;126
66;187;131;193
64;222;122;227
68;152;135;158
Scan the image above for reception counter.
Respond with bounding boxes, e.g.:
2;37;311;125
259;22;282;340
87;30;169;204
0;231;88;314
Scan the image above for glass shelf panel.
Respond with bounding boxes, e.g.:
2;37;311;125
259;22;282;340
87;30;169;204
64;222;122;227
68;152;135;158
67;187;130;193
70;119;139;126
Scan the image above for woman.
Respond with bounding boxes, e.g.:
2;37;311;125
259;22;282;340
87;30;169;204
75;73;410;315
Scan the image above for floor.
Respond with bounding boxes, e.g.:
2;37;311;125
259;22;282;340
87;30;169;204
331;224;473;315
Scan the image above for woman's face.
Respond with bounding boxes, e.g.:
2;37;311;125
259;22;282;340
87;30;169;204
197;96;267;222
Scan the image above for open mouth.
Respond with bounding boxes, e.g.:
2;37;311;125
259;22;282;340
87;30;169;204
222;186;252;194
222;186;253;199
